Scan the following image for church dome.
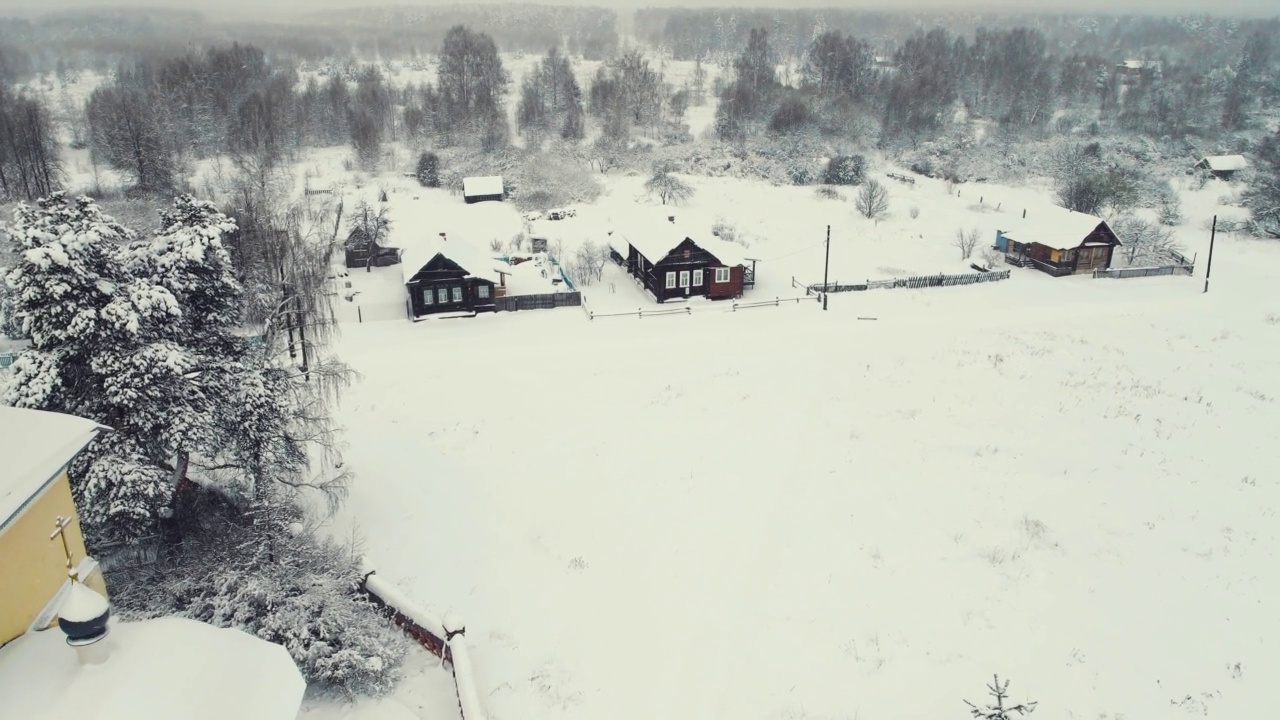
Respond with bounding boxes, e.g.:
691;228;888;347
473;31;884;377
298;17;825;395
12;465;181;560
57;581;111;644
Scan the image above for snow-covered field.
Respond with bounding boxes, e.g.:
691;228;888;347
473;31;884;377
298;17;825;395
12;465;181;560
319;169;1280;720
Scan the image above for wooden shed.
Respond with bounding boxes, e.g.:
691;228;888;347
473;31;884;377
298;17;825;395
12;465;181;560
462;176;505;204
1195;155;1249;181
997;209;1122;277
608;216;752;303
401;234;507;319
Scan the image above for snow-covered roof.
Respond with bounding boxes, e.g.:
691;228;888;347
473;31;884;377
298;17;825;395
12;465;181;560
1199;155;1248;172
998;208;1113;250
605;231;630;259
618;218;693;264
0;407;107;532
400;235;505;285
698;235;749;267
0;617;304;720
462;176;504;198
614;217;749;267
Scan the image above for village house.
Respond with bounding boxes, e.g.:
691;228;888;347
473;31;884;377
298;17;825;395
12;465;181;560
461;176;505;204
1195;154;1249;181
1115;59;1162;83
0;406;305;720
343;226;402;269
996;208;1122;277
607;216;755;303
402;233;509;319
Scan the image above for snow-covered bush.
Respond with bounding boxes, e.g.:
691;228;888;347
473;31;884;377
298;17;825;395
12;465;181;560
815;186;841;201
711;218;739;243
509;154;602;212
107;494;408;698
822;154;866;185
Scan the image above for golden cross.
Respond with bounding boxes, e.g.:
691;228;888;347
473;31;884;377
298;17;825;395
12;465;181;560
49;515;79;581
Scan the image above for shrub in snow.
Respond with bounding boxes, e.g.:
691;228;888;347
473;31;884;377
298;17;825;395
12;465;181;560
510;153;602;211
711;219;739;243
954;227;981;260
815;186;841;201
965;674;1037;720
108;493;408;698
908;206;920;219
822;154;866;185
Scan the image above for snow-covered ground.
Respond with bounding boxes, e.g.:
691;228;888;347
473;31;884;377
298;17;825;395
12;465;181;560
320;170;1280;720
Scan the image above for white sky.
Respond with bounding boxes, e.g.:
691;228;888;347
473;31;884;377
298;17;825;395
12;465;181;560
2;0;1277;20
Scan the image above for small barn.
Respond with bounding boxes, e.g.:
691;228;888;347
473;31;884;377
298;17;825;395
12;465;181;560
401;234;509;319
343;226;401;269
1195;155;1249;180
996;209;1122;277
608;216;753;302
1115;59;1162;83
462;176;505;204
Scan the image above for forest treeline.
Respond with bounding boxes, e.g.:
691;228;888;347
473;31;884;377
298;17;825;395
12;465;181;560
0;7;1278;234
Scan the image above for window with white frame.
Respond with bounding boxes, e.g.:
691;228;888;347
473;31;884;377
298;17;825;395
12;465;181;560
679;270;690;287
665;272;676;289
437;287;449;303
452;286;463;303
422;289;434;305
478;285;490;299
714;267;731;283
693;269;703;285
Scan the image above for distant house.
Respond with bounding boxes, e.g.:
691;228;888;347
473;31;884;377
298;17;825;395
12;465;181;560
1195;155;1249;180
607;216;754;303
401;233;509;319
1115;59;1162;83
343;226;401;269
461;176;505;204
996;209;1122;277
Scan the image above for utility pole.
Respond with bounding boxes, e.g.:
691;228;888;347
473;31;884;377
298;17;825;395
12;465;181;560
1203;214;1217;294
822;224;831;311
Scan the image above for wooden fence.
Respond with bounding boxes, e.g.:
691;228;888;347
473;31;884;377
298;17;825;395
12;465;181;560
581;293;817;320
1092;264;1194;279
802;269;1011;294
359;559;487;720
493;291;582;312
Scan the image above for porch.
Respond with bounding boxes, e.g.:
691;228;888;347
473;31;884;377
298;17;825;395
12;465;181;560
1004;252;1074;277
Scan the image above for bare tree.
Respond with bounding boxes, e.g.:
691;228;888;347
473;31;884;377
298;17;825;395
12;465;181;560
571;240;607;285
1113;215;1182;266
954;227;981;259
965;675;1037;720
645;163;695;205
855;179;889;219
981;247;1003;270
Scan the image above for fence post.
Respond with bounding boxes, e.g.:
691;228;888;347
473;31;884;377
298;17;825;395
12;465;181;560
358;306;363;323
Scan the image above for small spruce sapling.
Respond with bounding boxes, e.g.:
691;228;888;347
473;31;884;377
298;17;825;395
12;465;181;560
965;675;1038;720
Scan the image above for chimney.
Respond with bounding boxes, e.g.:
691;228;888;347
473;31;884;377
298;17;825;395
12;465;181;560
58;580;111;666
668;215;675;224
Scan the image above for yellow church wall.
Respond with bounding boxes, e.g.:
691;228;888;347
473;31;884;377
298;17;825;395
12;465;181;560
0;472;106;646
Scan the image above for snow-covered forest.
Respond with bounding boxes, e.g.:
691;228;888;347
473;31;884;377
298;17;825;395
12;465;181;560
2;3;1280;720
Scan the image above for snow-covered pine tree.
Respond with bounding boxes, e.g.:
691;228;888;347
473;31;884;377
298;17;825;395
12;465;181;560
2;192;183;542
